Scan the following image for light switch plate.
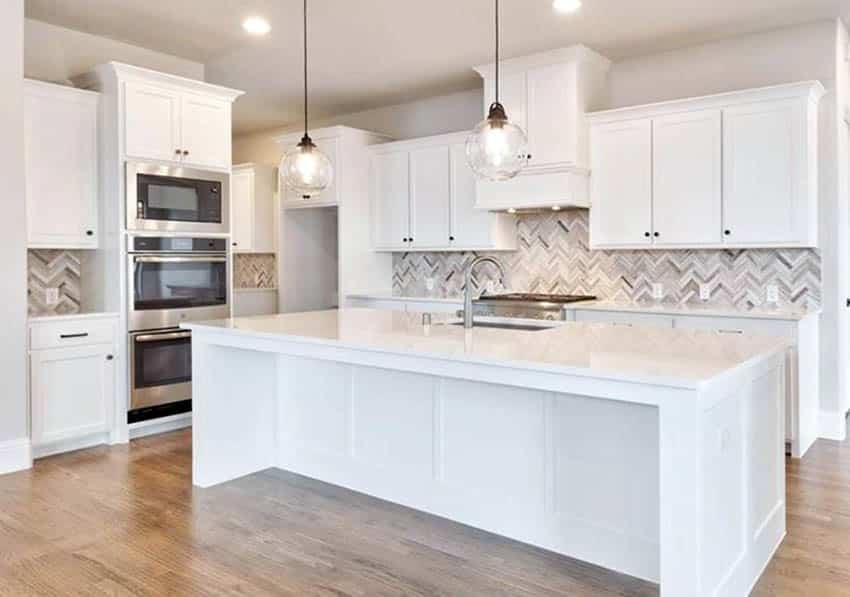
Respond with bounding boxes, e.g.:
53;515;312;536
45;288;60;306
699;285;711;301
652;283;664;300
766;285;779;304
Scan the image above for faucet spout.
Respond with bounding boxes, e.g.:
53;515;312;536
463;256;507;329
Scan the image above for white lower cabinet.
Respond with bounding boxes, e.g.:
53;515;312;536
567;307;819;457
370;132;517;252
29;316;118;458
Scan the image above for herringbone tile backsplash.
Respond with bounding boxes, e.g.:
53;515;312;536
234;253;277;289
393;211;821;310
28;249;82;316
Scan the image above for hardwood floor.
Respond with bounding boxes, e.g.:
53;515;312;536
0;424;846;596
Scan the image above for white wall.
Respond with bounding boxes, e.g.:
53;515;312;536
24;19;204;83
233;88;482;165
0;1;29;451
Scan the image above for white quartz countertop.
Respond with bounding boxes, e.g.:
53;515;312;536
186;309;788;390
347;293;817;321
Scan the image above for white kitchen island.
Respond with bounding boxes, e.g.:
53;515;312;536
185;309;788;597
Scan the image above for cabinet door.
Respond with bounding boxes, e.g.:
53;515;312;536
180;93;232;169
30;345;114;447
124;82;181;162
371;152;410;249
450;144;493;248
231;169;254;252
527;63;574;167
722;99;803;245
652;110;722;246
25;84;99;248
589;119;653;247
409;146;451;249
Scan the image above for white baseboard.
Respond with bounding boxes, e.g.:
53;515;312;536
32;432;110;460
0;437;32;475
129;413;192;440
819;410;847;441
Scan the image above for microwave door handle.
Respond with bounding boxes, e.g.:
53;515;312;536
135;331;193;343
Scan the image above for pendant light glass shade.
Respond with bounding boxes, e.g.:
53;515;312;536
281;134;333;198
466;0;528;181
281;0;333;198
466;102;528;181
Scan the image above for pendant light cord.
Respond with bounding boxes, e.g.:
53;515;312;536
495;0;500;105
303;0;309;137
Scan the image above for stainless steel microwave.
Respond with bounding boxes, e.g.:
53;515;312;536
126;162;230;234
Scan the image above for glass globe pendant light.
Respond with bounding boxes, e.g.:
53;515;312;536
466;0;528;181
281;0;333;198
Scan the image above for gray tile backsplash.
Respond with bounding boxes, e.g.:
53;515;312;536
28;249;82;316
393;211;821;310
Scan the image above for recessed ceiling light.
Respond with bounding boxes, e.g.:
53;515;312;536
242;16;271;36
552;0;582;14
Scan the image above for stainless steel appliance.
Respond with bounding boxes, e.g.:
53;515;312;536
128;328;192;420
128;236;229;331
473;293;597;321
126;162;229;234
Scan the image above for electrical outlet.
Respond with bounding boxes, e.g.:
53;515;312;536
699;285;711;301
45;288;60;306
425;277;435;292
766;285;779;304
652;283;664;300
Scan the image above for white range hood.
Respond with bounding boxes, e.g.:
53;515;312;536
472;45;611;212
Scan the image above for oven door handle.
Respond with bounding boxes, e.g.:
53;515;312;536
134;331;193;343
134;256;227;264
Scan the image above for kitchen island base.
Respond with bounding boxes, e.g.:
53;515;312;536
190;314;786;597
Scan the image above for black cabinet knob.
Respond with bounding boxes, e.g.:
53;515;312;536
232;242;238;247
724;230;731;236
644;232;650;238
449;236;455;241
409;237;414;242
106;355;114;361
86;230;94;236
527;154;533;160
182;150;189;156
175;149;182;155
653;232;660;238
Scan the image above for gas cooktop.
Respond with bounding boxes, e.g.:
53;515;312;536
472;293;596;321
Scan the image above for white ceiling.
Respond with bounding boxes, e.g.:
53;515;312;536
26;0;850;134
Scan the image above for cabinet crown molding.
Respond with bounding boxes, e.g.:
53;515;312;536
367;131;469;154
473;44;611;78
77;61;244;102
273;125;392;147
587;80;826;124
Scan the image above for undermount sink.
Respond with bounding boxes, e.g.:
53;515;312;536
450;321;554;332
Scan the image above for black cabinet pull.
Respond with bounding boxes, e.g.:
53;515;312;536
86;230;94;236
449;236;455;241
174;149;182;155
644;232;650;238
724;229;731;236
106;355;114;361
60;333;89;339
182;150;189;156
232;242;238;247
653;232;660;238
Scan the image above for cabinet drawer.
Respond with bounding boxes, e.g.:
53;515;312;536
30;318;117;351
672;316;796;340
574;310;674;329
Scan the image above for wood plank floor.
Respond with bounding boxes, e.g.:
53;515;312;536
0;424;846;596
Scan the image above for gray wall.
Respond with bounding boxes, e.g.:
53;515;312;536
0;0;29;444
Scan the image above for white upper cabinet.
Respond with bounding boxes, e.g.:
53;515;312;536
409;146;451;249
370;132;516;252
588;81;824;249
474;46;611;211
652;110;722;246
124;82;181;163
180;93;233;169
589;119;652;247
94;64;243;170
231;163;277;253
24;80;99;249
722;99;810;245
